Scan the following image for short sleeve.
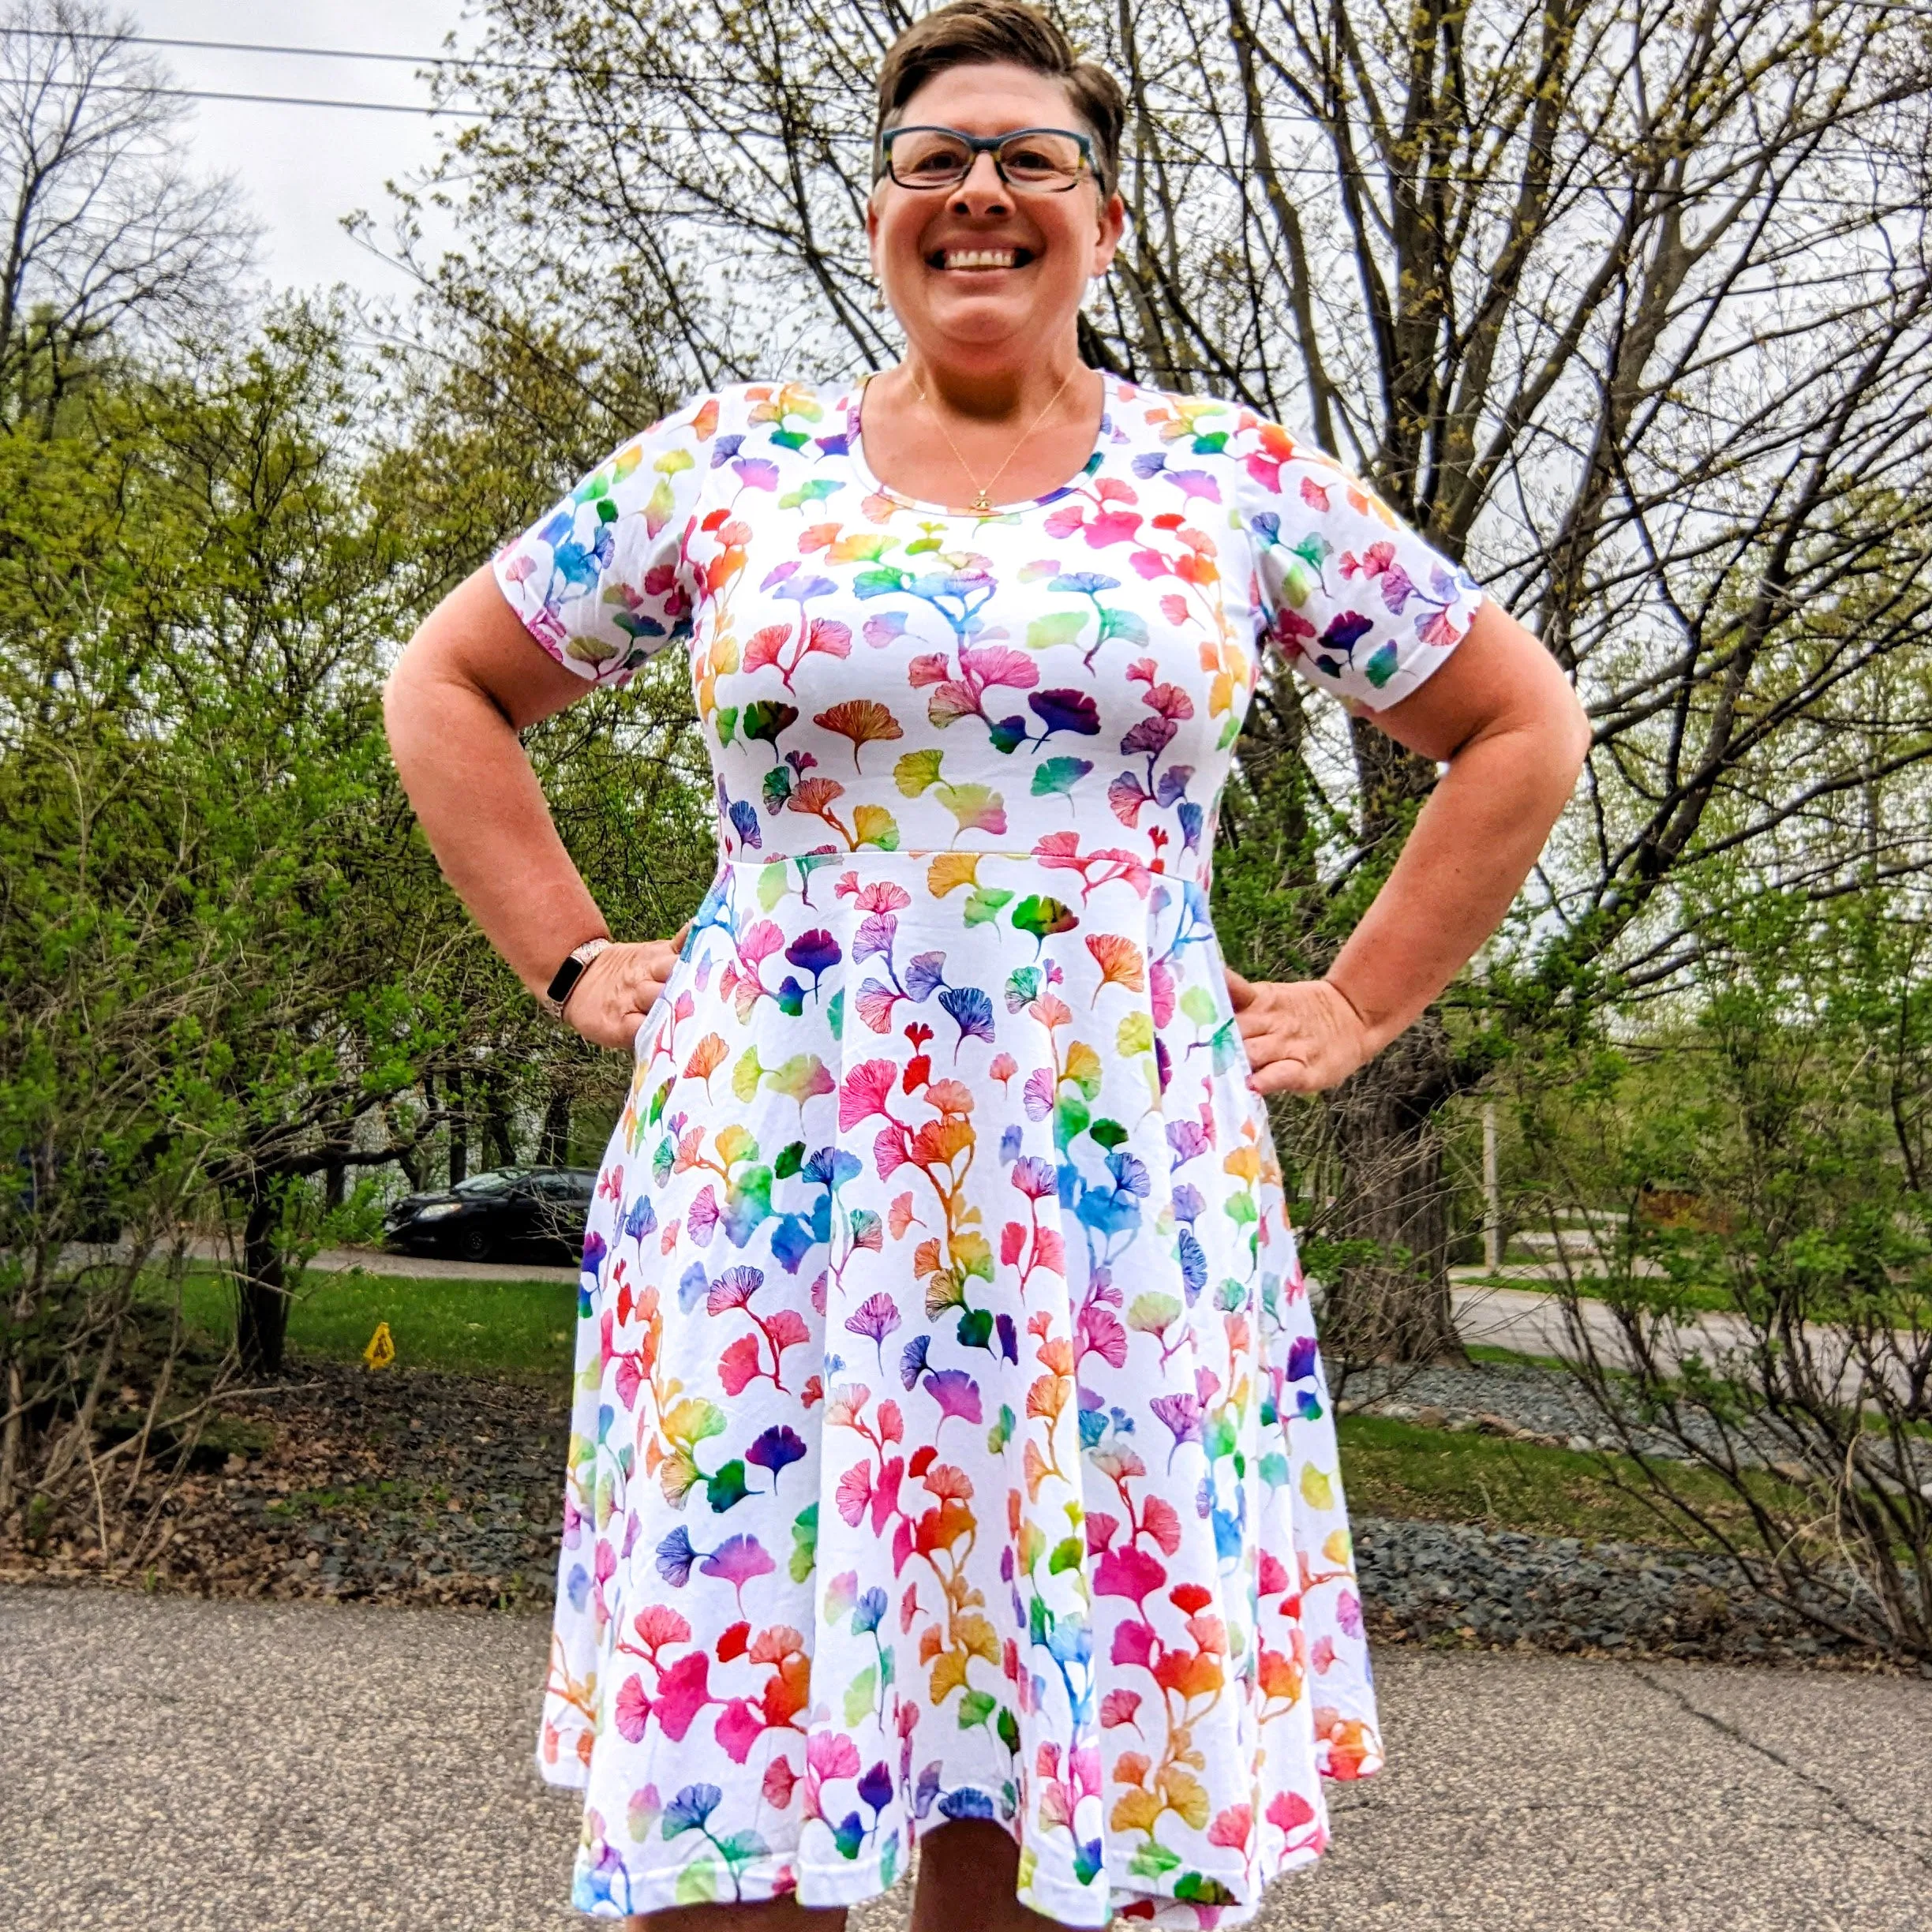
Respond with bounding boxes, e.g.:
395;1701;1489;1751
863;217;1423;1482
1234;421;1485;710
492;391;723;687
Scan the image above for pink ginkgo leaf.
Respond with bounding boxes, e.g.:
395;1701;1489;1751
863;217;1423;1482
699;1533;775;1612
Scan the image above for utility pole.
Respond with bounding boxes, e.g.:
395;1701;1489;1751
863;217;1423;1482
1482;1100;1501;1272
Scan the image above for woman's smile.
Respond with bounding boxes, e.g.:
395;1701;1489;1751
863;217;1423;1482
927;245;1036;271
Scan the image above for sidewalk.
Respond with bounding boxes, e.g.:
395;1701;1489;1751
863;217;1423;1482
2;1586;1926;1930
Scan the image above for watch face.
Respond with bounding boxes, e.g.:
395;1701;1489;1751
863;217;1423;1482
545;953;586;1005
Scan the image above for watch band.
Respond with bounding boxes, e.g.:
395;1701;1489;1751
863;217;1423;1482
542;937;613;1017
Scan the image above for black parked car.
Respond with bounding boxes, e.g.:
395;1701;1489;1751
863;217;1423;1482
382;1166;597;1264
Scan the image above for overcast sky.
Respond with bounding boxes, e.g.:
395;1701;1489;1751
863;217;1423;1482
129;0;475;300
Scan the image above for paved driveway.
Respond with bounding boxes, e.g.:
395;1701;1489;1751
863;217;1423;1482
2;1587;1926;1930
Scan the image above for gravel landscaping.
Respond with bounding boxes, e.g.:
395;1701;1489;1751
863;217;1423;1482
1355;1518;1881;1663
1340;1356;1734;1460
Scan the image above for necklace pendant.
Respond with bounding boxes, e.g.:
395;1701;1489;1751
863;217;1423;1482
971;489;992;513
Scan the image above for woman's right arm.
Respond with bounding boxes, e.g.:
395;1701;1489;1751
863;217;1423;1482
384;564;683;1052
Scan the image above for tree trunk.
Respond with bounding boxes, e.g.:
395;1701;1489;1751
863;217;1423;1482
537;1087;572;1168
447;1069;468;1187
323;1160;344;1211
485;1069;519;1169
234;1182;289;1376
1317;1017;1467;1364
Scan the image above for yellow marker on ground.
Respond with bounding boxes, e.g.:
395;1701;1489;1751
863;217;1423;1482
363;1320;395;1370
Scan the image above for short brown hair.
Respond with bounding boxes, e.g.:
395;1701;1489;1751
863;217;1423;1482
874;1;1126;197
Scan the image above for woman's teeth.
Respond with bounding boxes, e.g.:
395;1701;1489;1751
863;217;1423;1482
934;248;1031;270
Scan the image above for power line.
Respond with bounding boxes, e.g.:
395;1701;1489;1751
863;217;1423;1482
51;76;1926;183
16;3;1932;74
18;31;1920;188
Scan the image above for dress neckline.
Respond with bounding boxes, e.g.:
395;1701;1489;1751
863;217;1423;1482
844;368;1114;519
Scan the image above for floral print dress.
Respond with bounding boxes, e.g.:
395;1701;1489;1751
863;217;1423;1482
493;373;1482;1926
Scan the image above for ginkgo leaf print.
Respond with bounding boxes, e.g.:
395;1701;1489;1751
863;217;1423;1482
1010;894;1079;952
683;1032;728;1094
844;1291;902;1368
814;698;904;768
933;781;1006;840
740;698;799;750
1084;933;1147;1001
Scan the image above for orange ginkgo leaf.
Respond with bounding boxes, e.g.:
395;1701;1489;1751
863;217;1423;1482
814;698;904;769
1085;933;1147;1002
683;1032;728;1088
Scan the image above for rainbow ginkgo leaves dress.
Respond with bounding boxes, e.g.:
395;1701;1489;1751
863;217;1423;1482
494;374;1481;1926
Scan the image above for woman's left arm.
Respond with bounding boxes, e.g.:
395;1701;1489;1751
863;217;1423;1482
1228;599;1591;1095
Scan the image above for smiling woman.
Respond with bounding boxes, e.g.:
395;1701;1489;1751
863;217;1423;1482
380;2;1589;1929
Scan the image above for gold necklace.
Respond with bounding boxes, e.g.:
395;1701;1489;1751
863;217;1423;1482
912;366;1082;515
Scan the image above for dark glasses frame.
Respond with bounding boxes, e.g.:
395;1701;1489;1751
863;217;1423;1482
874;124;1099;194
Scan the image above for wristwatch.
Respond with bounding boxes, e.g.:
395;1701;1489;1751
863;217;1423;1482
542;937;613;1018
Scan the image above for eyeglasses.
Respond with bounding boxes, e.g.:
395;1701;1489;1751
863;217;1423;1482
875;125;1098;195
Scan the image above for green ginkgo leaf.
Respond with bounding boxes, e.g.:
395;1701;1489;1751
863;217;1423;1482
1032;756;1092;798
894;748;945;796
732;1046;765;1103
1011;894;1078;944
1026;610;1087;651
957;1688;998;1729
789;1503;819;1582
964;886;1014;927
1180;984;1220;1027
706;1459;751;1512
742;699;799;747
844;1664;878;1727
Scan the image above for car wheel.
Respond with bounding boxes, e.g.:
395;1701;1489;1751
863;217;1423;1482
456;1226;494;1264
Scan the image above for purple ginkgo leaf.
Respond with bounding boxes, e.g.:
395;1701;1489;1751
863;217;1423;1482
845;1291;902;1368
1150;1392;1206;1470
923;1368;983;1432
747;1425;808;1483
699;1533;776;1612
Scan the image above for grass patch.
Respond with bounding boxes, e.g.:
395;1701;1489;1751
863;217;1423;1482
1336;1412;1775;1550
152;1265;578;1382
1459;1271;1737;1312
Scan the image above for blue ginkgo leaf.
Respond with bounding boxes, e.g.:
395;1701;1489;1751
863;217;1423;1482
857;1759;894;1814
1177;1226;1208;1300
656;1526;698;1587
900;1334;932;1389
852;1587;889;1636
728;799;762;848
995;1312;1018;1363
938;1788;998;1822
662;1784;722;1838
678;1261;710;1312
623;1193;657;1241
938;984;995;1050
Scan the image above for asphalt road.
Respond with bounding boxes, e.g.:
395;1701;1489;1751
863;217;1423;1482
3;1586;1926;1931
